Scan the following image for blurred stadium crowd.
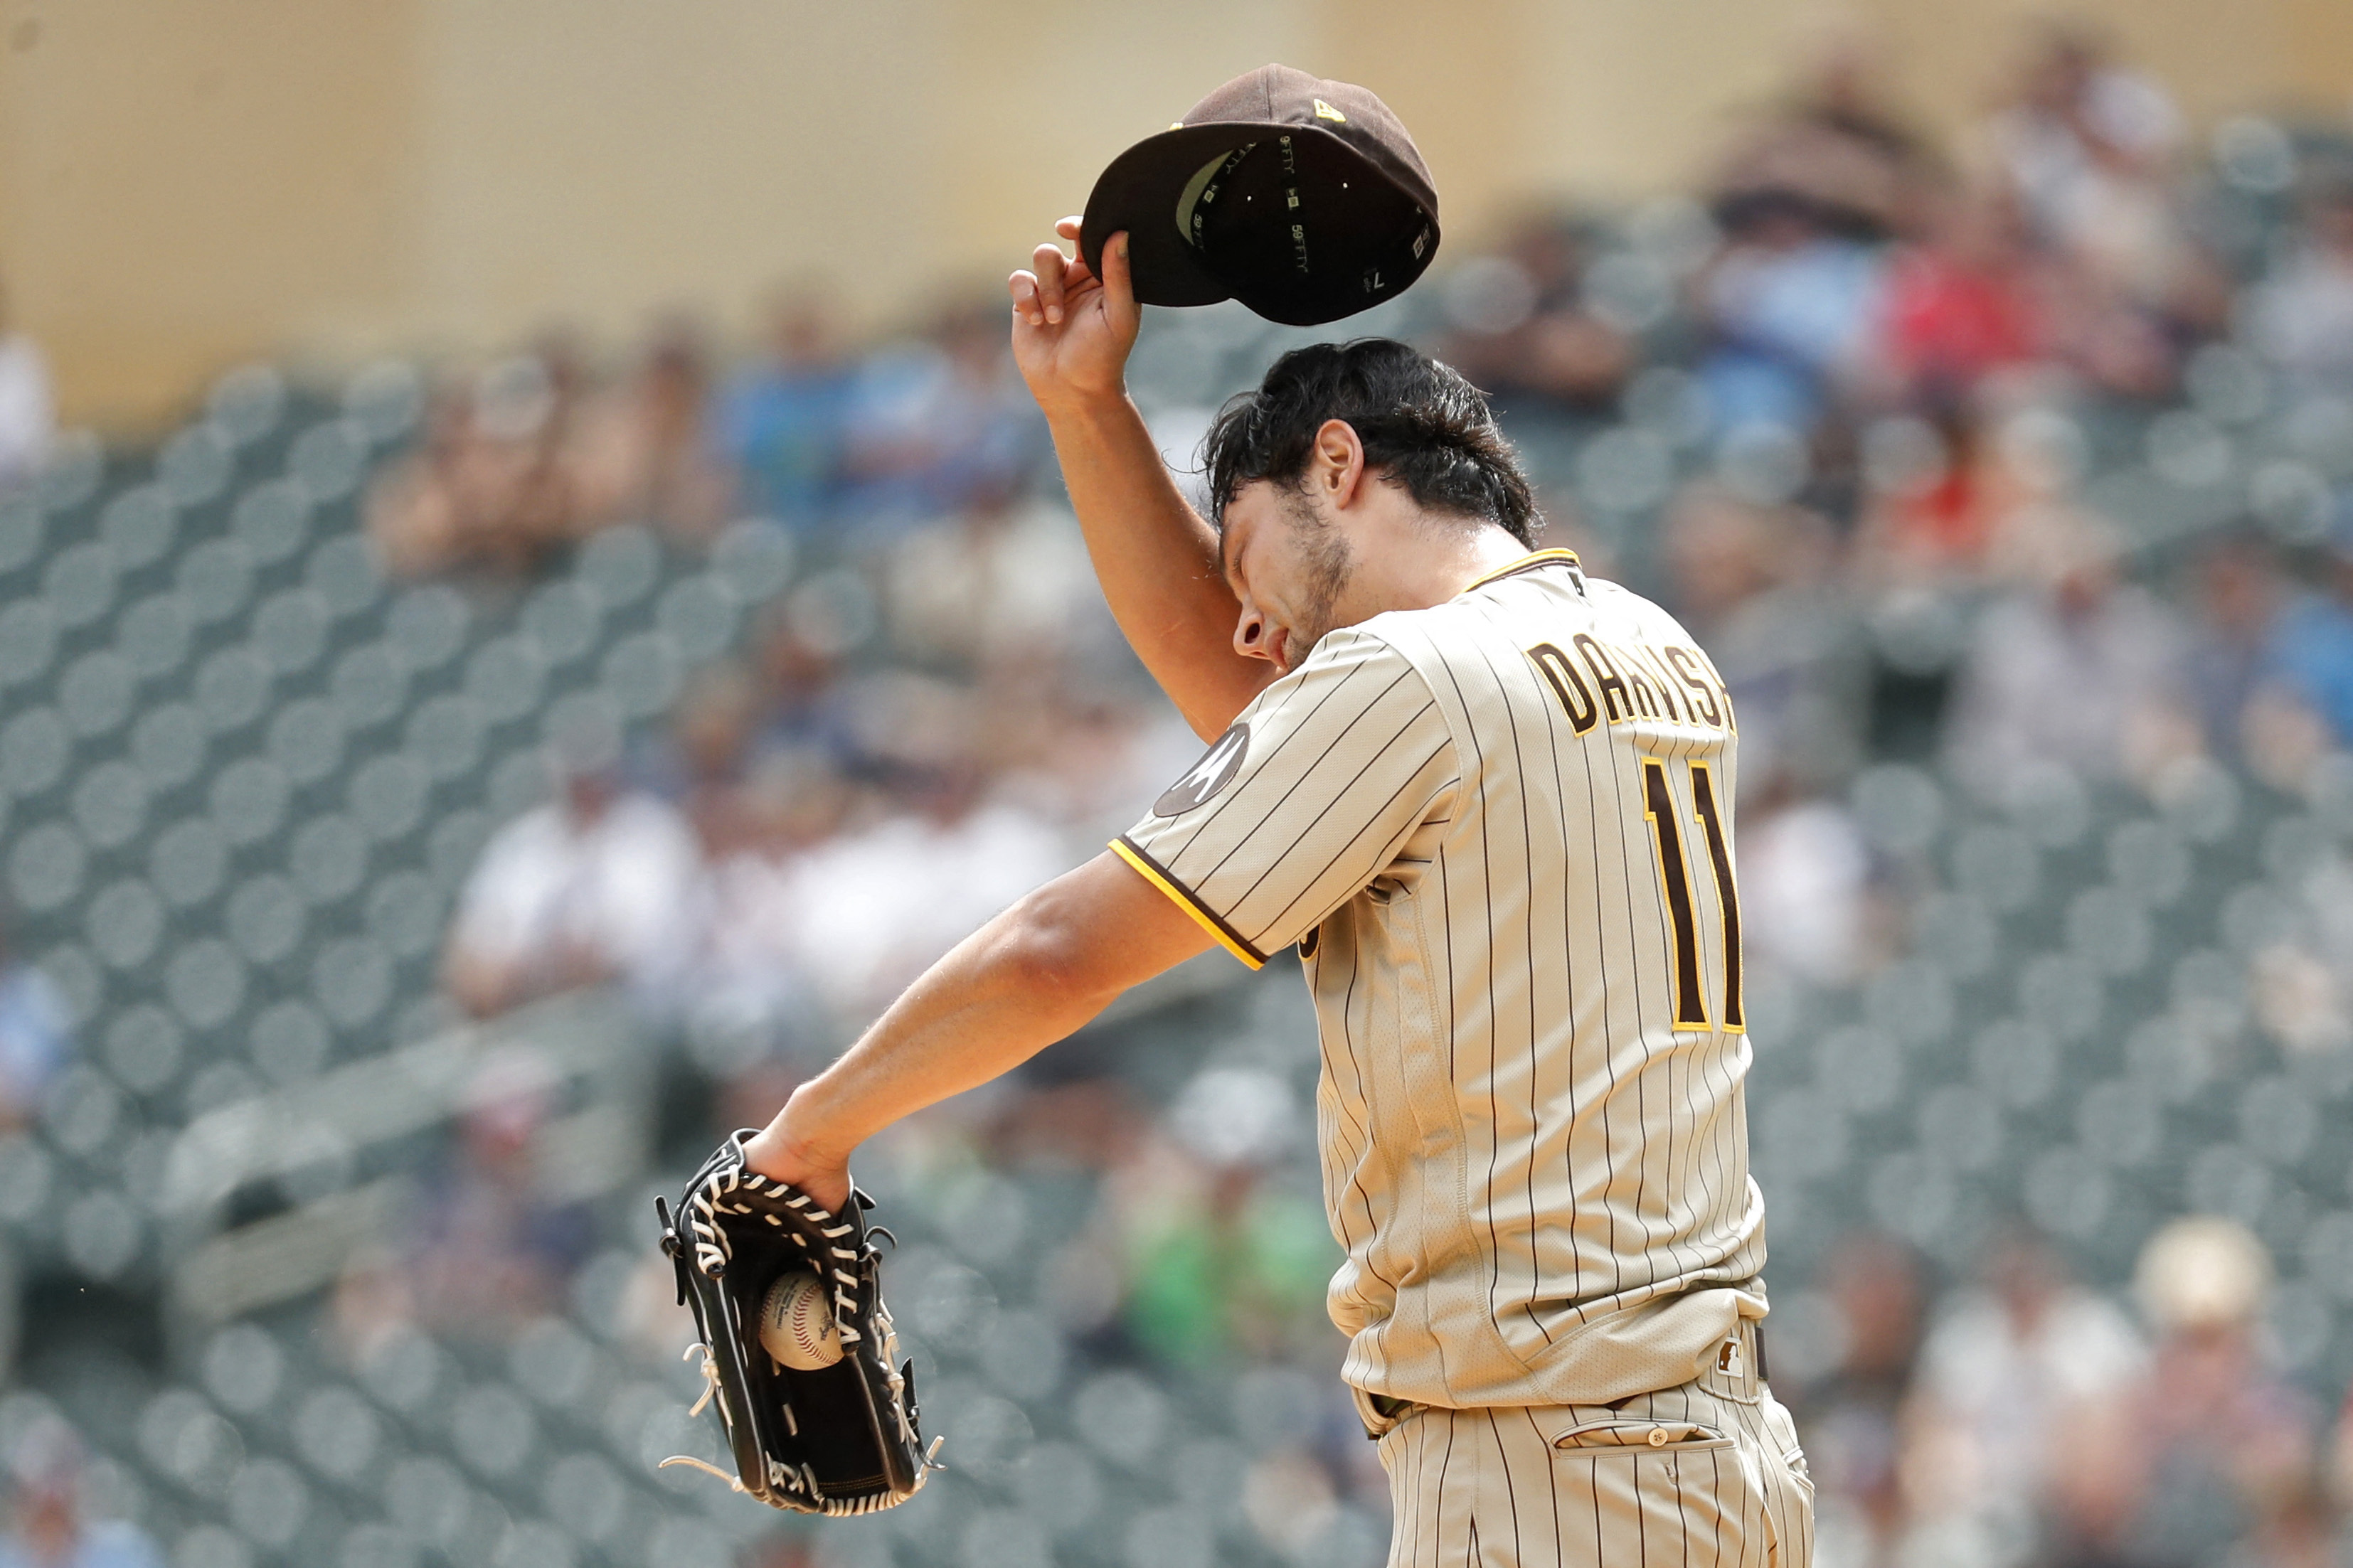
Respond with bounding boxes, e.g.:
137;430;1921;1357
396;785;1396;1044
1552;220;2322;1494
14;18;2353;1568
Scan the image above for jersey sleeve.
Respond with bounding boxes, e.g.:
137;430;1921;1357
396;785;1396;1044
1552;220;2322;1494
1113;628;1459;968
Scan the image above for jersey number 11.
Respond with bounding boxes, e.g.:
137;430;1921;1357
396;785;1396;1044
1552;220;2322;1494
1640;757;1743;1032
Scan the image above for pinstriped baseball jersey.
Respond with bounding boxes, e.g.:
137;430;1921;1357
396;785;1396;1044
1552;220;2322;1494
1114;549;1769;1411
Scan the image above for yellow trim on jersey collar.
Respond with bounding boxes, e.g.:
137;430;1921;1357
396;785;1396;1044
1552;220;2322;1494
1109;837;1268;970
1463;548;1582;592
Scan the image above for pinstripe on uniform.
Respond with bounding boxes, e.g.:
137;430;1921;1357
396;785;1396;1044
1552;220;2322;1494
1115;550;1806;1565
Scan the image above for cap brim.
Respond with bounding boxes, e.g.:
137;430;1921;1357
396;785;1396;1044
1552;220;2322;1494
1082;122;1278;309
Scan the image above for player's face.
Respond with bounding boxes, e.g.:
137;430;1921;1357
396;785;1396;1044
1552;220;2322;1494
1221;480;1356;674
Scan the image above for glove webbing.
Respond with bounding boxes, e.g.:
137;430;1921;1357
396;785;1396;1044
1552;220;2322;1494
681;1166;865;1345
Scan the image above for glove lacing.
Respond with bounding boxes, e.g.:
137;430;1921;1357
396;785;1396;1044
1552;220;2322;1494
682;1164;866;1346
665;1155;943;1513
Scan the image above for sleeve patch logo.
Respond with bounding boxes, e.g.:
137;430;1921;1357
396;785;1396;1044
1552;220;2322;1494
1152;722;1250;816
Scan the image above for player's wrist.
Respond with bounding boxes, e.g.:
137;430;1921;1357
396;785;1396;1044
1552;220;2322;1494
1033;382;1135;427
745;1089;855;1186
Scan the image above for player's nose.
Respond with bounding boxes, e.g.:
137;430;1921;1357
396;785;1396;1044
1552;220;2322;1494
1233;602;1273;661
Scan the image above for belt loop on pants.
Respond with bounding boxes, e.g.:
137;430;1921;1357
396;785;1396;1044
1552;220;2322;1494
1352;1385;1426;1441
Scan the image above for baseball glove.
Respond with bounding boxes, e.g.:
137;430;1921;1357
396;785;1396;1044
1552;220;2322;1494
653;1130;941;1515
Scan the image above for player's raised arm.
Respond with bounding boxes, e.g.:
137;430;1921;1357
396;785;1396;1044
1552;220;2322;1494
1011;219;1279;738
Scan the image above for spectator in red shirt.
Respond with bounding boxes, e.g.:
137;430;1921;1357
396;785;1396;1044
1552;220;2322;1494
1878;183;2045;405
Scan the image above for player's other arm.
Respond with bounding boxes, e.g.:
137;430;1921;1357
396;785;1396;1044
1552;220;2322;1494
1010;219;1278;739
742;851;1212;1210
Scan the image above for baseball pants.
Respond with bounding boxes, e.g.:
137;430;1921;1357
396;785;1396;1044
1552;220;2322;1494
1373;1324;1814;1568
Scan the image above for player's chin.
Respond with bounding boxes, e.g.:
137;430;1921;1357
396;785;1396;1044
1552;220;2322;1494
1279;628;1332;674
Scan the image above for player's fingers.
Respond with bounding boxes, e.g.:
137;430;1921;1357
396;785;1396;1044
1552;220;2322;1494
1031;242;1071;326
1010;273;1046;330
1054;217;1105;291
1008;270;1046;328
1099;230;1140;332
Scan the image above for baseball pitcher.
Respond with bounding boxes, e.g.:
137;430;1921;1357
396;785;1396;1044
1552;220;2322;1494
733;208;1814;1564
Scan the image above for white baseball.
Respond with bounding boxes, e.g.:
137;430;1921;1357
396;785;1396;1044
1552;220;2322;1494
758;1273;843;1372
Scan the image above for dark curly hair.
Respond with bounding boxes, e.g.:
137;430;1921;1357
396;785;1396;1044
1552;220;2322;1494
1199;339;1542;548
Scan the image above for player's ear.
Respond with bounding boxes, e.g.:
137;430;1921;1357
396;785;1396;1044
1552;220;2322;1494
1314;419;1368;508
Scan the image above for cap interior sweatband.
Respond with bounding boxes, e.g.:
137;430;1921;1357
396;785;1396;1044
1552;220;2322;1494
1176;145;1255;250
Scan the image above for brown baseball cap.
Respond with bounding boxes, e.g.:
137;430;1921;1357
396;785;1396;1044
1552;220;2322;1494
1080;65;1440;328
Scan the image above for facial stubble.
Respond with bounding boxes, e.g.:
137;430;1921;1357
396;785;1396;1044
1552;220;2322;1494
1281;488;1356;666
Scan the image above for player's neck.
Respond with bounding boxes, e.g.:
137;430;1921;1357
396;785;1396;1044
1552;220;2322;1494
1344;518;1532;618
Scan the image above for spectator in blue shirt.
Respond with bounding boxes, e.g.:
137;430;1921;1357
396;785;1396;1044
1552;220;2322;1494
837;300;1048;529
1696;193;1889;439
713;287;855;533
0;917;67;1133
2270;516;2353;747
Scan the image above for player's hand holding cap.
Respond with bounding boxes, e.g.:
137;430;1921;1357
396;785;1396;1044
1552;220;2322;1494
1082;63;1440;327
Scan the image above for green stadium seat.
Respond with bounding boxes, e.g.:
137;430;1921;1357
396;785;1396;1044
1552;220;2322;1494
208;366;290;449
464;635;548;726
46;541;120;631
383;584;469;673
157;427;233;510
130;704;208;794
575;526;659;610
177;539;257;626
595;631;681;720
83;879;164;971
341;361;425;448
287;421;367;503
103;1004;186;1097
248;1000;331;1086
230;479;313;567
290;816;368;906
100;484;181;567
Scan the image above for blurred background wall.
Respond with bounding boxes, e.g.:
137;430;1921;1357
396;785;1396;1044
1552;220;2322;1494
7;0;2353;431
20;3;2353;1567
